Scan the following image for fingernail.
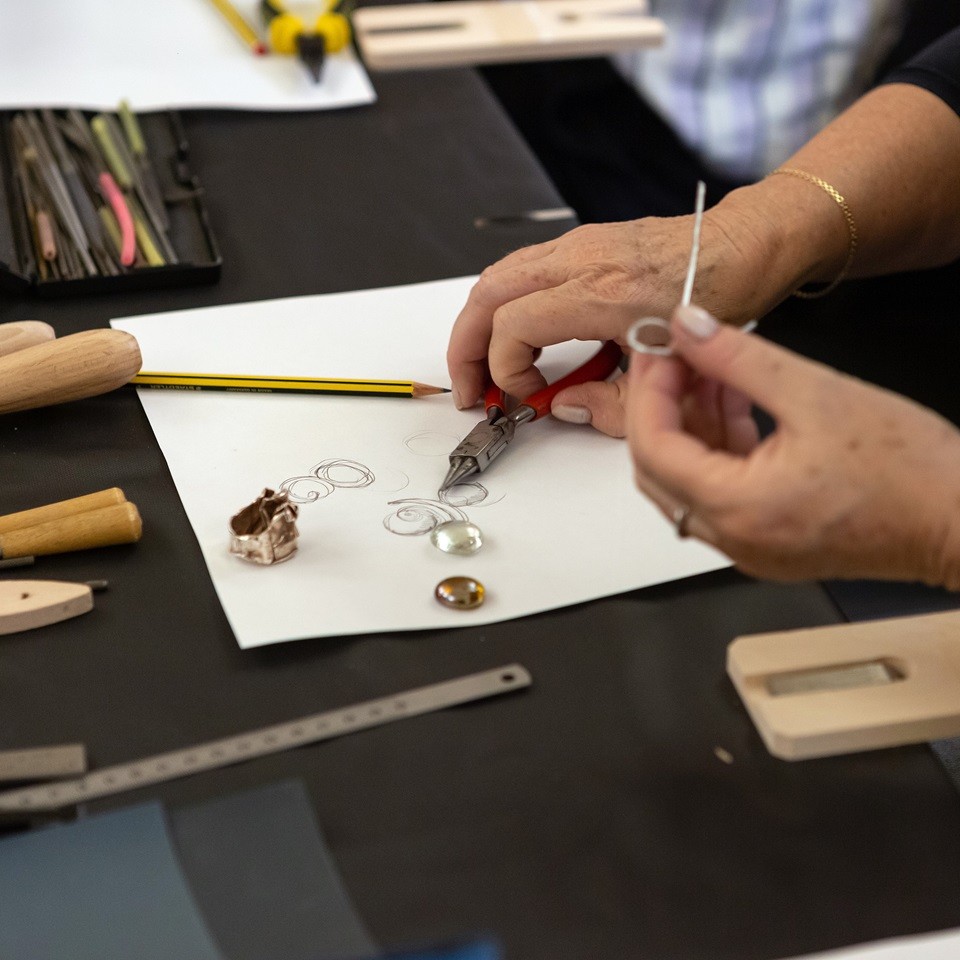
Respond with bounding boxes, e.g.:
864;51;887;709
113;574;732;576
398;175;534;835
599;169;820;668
676;304;719;339
453;387;466;410
552;404;592;425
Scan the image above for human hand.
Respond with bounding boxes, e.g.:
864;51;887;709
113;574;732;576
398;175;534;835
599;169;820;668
627;304;960;588
447;209;772;438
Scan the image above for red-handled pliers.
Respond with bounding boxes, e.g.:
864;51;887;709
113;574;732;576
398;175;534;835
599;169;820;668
440;340;622;491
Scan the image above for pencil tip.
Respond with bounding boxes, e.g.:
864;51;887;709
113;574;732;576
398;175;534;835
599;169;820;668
412;382;452;398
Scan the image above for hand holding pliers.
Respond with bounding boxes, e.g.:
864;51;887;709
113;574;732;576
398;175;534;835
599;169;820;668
441;340;622;490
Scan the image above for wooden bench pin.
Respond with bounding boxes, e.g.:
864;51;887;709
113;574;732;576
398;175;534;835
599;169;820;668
728;610;960;760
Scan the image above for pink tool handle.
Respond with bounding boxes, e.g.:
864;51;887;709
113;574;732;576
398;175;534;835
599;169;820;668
99;172;136;267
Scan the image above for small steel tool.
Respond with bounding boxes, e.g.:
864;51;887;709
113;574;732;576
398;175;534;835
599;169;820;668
441;340;622;491
0;664;532;813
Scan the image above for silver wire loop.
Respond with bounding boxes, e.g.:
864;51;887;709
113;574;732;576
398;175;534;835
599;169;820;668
625;316;674;356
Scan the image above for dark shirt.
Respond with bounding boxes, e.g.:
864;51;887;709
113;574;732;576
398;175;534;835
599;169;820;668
885;25;960;116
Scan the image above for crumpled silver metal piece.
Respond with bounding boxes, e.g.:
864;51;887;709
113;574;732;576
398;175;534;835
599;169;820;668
229;488;299;564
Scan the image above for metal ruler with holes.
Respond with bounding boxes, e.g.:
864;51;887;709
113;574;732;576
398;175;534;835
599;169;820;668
0;664;531;814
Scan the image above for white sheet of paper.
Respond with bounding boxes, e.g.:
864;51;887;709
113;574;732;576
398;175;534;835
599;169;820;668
780;928;960;960
0;0;374;112
112;276;729;648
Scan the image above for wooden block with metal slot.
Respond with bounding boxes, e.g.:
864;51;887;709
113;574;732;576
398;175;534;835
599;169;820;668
727;610;960;760
353;0;665;71
0;329;141;415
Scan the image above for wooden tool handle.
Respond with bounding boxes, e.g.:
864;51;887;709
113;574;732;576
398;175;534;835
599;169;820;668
0;329;142;415
0;321;56;358
0;488;128;535
0;503;143;559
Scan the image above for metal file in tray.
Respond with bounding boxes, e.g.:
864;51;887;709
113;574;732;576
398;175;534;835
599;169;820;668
0;110;220;297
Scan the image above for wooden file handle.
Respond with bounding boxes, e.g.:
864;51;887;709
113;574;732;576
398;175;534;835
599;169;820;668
0;488;128;536
0;321;56;358
0;503;143;559
0;329;142;415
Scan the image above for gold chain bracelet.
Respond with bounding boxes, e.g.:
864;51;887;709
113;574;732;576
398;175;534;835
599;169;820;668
766;167;859;299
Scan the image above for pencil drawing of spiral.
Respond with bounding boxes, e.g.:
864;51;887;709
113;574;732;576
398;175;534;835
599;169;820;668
383;499;468;536
439;482;488;507
280;476;335;503
281;458;375;503
313;459;375;489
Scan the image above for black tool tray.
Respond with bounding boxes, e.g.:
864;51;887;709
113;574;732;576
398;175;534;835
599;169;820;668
0;110;220;298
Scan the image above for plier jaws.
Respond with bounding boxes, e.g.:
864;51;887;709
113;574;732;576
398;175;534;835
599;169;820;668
441;404;535;491
440;340;622;492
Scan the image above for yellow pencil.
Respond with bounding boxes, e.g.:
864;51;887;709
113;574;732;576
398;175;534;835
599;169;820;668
131;371;450;399
206;0;269;55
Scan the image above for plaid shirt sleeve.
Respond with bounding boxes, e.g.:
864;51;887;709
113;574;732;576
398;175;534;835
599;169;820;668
613;0;906;181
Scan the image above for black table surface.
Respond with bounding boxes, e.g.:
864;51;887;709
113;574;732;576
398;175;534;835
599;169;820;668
2;69;959;960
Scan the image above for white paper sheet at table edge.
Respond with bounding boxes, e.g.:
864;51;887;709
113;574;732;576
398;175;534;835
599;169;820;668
779;927;960;960
111;276;730;647
0;0;374;112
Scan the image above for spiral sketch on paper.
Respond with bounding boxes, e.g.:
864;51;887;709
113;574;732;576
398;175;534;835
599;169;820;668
280;458;375;503
382;481;496;536
382;499;469;536
403;431;461;457
280;444;505;540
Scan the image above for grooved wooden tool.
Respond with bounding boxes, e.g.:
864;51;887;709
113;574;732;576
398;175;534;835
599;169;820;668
0;488;127;536
0;329;141;415
0;503;142;559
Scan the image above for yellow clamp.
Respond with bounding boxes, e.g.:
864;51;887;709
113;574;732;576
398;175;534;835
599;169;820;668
267;9;351;55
